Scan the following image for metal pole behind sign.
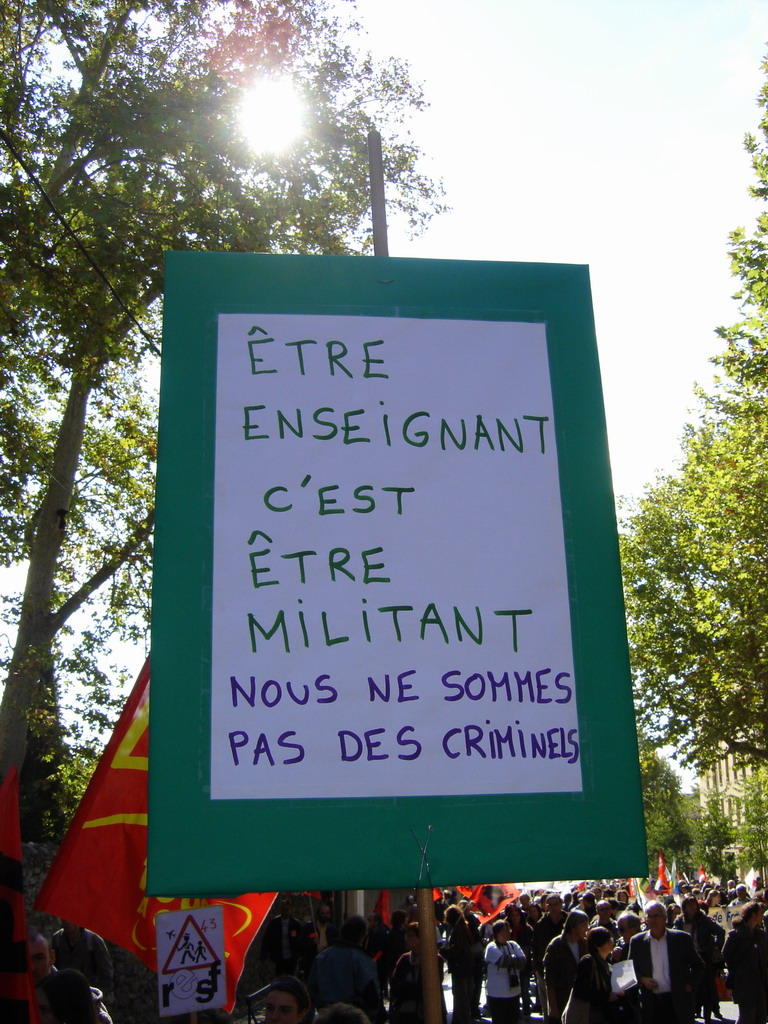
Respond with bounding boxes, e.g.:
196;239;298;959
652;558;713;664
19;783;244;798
367;129;389;257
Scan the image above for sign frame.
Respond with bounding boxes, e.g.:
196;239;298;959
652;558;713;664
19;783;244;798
148;252;646;895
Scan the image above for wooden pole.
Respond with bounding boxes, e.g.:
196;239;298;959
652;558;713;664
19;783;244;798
367;129;389;257
416;887;443;1024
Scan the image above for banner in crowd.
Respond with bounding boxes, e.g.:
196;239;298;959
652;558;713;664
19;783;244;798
150;253;647;894
709;903;747;932
36;661;275;1010
0;767;40;1024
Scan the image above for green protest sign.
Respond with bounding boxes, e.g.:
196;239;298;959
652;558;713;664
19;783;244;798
148;253;646;895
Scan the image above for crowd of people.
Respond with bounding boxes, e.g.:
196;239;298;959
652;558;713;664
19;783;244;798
26;879;768;1024
261;880;768;1024
28;921;114;1024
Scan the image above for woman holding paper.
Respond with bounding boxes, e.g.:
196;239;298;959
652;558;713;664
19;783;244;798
566;927;633;1024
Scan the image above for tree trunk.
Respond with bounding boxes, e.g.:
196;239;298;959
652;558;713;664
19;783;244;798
0;375;90;778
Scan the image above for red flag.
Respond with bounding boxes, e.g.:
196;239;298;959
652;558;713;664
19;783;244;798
373;889;391;926
657;851;671;893
698;865;708;885
0;766;41;1024
35;660;275;1010
469;883;521;924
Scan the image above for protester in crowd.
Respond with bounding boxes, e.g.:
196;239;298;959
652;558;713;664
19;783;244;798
527;903;543;927
666;905;682;928
506;904;535;1016
261;900;303;977
569;926;630;1024
722;901;768;1024
444;904;475;1024
456;900;484;1020
30;931;112;1023
592;902;619;942
299;903;339;976
729;886;749;907
387;910;410;980
316;1004;373;1024
51;921;113;1006
580;893;598;922
364;913;390;998
533;894;567;1019
612;914;642;963
29;931;56;981
263;976;312;1024
673;895;725;1024
484;919;527;1024
389;921;446;1024
543;910;590;1024
308;915;380;1021
628;901;704;1024
37;968;99;1024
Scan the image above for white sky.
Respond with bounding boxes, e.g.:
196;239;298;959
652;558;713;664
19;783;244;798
352;0;767;501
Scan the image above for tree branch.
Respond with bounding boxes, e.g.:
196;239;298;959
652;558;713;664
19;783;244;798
49;508;155;634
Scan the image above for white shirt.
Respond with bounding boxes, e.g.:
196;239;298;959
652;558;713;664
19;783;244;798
649;934;672;994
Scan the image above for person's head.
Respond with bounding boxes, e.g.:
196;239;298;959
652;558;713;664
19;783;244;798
735;885;748;902
587;926;614;960
666;903;682;925
580;891;597;913
737;902;763;931
265;976;310;1024
546;893;564;920
527;903;542;924
492;919;510;943
279;900;293;919
563;909;590;942
681;895;700;922
37;969;97;1024
60;920;81;941
405;921;420;951
391;909;407;931
595;900;613;924
616;912;641;944
318;903;332;923
616;890;628;906
706;891;720;907
518;892;531;910
445;905;463;927
644;901;667;939
28;931;55;981
340;915;367;945
506;905;523;927
316;1005;370;1024
367;913;381;930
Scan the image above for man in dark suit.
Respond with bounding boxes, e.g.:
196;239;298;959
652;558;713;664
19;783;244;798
629;901;705;1024
260;898;302;975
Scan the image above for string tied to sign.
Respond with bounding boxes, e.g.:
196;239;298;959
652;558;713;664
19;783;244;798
411;825;434;888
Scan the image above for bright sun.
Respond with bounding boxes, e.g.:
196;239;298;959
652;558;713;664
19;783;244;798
238;79;305;153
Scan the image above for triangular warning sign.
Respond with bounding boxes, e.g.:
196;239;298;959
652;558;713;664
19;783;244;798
162;913;220;973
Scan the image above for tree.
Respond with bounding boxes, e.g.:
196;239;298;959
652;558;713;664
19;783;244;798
716;55;768;394
637;734;694;874
0;0;444;826
694;794;736;882
621;56;768;772
736;766;768;879
621;396;768;769
737;770;768;880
